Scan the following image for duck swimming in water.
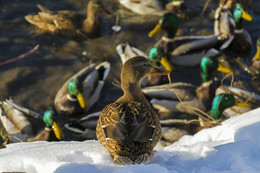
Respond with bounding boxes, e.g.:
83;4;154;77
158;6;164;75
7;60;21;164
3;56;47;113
148;13;232;67
25;1;100;38
54;61;110;117
0;99;63;142
227;3;253;54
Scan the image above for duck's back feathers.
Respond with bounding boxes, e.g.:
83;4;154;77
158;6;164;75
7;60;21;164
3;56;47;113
1;99;44;136
97;101;161;164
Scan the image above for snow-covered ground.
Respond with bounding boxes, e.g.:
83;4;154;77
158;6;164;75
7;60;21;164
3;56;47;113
1;108;260;173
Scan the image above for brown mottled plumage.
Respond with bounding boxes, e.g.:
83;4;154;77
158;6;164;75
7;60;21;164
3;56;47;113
25;1;100;38
96;56;168;165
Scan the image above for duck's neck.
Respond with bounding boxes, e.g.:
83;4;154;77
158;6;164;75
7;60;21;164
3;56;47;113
164;30;177;39
235;18;243;31
82;3;99;34
121;81;149;105
210;108;222;120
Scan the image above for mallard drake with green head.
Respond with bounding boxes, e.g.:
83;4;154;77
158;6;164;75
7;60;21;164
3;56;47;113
25;0;100;38
148;13;231;67
116;43;172;86
142;56;232;115
0;99;63;142
54;61;110;116
209;93;251;120
228;3;253;54
96;56;169;165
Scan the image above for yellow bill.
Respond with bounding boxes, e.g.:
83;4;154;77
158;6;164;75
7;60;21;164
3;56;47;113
77;92;86;109
52;121;64;140
255;47;260;61
235;99;251;107
148;24;161;37
160;56;173;72
242;11;253;21
217;64;232;74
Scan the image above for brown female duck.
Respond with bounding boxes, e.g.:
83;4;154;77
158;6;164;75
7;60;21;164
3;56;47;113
25;0;100;38
96;56;169;165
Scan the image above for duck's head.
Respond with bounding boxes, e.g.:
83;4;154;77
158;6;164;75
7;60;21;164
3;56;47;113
200;57;232;82
210;93;251;120
43;108;64;140
67;78;86;109
149;46;173;71
121;56;169;90
149;12;179;38
233;3;253;28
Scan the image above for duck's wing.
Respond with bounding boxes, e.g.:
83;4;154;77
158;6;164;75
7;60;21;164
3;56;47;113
100;102;157;145
25;4;78;32
55;63;96;104
83;62;110;111
1;100;44;135
116;43;148;64
172;35;220;56
142;82;198;101
65;111;101;133
5;99;42;119
119;0;164;16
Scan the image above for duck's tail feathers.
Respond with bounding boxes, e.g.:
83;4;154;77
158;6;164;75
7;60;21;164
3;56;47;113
113;154;150;165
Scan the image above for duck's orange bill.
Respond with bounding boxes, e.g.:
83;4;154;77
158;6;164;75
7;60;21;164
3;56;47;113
148;24;161;37
52;121;64;140
151;67;170;75
255;47;260;61
160;56;173;72
217;64;232;74
77;92;86;109
235;99;251;107
242;11;253;21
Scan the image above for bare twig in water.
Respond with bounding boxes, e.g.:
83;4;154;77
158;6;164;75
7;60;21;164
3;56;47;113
201;0;212;17
112;11;120;41
11;134;24;142
0;44;40;66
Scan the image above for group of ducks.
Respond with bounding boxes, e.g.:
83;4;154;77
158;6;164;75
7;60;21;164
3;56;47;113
1;0;260;165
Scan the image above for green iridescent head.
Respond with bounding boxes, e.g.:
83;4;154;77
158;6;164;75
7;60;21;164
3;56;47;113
159;13;179;38
233;3;253;29
210;93;235;120
43;108;64;140
67;78;80;98
233;4;244;22
43;108;55;128
149;46;164;66
200;57;218;82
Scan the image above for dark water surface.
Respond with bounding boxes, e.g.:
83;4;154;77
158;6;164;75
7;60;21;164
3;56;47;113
1;0;260;140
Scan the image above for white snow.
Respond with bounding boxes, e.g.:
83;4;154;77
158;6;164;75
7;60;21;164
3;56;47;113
1;108;260;173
